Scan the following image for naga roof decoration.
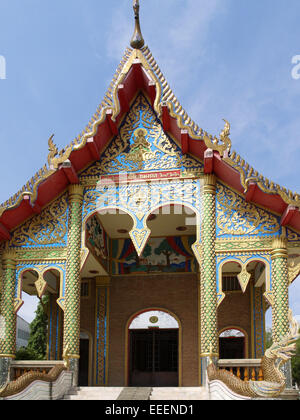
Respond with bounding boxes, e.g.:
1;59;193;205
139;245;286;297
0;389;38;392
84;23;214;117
0;2;300;239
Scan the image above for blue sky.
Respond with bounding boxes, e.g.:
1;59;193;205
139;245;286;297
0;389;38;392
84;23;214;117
0;0;300;326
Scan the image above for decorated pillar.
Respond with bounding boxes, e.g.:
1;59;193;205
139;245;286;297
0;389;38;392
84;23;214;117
94;277;110;386
47;293;63;361
271;236;292;387
271;237;289;342
0;250;17;386
200;174;218;385
63;185;84;386
251;280;265;359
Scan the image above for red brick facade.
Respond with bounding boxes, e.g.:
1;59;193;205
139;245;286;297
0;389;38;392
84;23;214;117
76;274;254;386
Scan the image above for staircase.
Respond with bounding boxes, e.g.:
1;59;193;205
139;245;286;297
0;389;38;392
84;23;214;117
63;387;125;400
63;387;209;401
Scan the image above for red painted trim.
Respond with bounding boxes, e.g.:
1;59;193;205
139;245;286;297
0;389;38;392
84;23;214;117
181;130;189;154
117;84;130;113
204;149;214;174
245;182;256;203
147;81;156;106
60;161;80;184
23;195;42;215
0;222;11;240
87;138;100;160
1;60;300;235
281;205;298;226
161;105;171;132
106;111;119;136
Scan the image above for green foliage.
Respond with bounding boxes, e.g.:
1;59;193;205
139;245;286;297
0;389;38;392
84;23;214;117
26;296;48;360
15;346;40;361
155;239;177;266
16;296;48;361
265;328;273;349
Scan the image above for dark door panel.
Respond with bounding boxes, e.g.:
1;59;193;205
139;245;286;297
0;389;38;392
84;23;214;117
219;337;245;359
130;329;178;387
79;339;89;386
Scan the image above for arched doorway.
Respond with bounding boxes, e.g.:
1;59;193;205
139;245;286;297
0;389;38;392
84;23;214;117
219;328;246;359
128;310;180;387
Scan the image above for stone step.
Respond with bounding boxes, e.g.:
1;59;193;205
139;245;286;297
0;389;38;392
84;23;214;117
117;387;152;400
64;387;124;400
63;386;209;401
150;387;209;400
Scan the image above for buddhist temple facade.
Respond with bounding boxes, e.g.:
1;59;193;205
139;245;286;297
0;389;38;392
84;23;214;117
0;1;299;396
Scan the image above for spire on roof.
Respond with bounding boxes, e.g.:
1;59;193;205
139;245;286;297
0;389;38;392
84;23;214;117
130;0;145;49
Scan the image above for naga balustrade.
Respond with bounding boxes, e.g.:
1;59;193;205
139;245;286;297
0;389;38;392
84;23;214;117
10;361;63;381
218;359;264;382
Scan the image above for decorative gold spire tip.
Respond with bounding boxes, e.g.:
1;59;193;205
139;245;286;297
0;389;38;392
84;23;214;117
130;0;145;49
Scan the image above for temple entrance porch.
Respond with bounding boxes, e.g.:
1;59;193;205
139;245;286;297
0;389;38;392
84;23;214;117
5;201;268;389
73;205;268;387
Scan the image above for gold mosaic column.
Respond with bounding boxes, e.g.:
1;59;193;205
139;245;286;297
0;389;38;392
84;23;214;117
271;236;292;387
47;294;63;361
251;282;265;359
200;175;218;384
0;251;17;386
63;185;84;385
271;237;289;342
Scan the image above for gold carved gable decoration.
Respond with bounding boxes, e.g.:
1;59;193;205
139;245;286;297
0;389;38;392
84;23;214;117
9;194;68;248
80;94;202;179
216;184;280;237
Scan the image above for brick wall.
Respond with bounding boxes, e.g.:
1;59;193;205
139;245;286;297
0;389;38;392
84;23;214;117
80;278;96;342
217;287;252;357
108;274;199;386
78;275;254;386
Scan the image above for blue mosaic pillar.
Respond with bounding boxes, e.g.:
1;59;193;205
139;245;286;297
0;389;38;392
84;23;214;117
94;277;110;386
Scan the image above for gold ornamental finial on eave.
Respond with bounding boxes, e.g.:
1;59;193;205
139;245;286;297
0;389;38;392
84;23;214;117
130;0;145;49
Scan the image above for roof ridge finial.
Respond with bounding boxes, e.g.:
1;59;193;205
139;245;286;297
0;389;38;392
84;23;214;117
130;0;145;49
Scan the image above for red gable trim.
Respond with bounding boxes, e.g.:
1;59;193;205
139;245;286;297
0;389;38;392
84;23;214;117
1;60;300;238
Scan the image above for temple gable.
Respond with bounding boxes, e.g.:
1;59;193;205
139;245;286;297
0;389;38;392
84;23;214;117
216;183;281;238
79;93;203;181
8;193;69;249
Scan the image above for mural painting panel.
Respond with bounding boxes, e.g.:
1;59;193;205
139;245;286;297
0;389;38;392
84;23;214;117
111;236;197;275
85;215;109;272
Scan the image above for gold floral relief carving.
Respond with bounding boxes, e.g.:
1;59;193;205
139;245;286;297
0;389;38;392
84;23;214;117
80;94;202;179
288;260;300;284
216;184;280;236
83;189;103;220
287;228;300;243
9;194;68;248
215;237;274;253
